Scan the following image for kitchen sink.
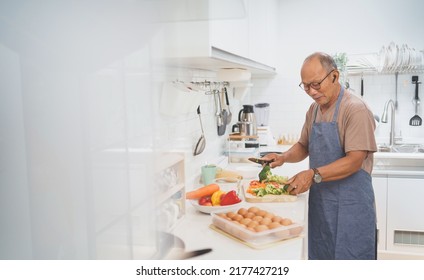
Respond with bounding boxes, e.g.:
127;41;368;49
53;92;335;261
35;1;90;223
377;143;424;153
374;143;424;173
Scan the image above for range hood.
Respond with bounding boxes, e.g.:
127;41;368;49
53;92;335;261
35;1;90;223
163;46;277;77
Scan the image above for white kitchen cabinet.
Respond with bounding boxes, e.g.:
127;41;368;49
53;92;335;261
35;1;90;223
245;0;279;67
386;176;424;254
210;0;279;68
372;175;388;251
154;0;277;76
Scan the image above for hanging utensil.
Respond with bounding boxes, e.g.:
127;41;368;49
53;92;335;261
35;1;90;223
220;87;229;128
224;87;232;124
213;89;226;136
193;105;206;156
360;74;364;98
409;76;422;126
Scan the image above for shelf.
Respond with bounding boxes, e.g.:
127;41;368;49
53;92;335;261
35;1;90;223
156;183;185;205
163;46;277;78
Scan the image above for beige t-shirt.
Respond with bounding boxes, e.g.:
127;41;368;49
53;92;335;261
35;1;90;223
298;90;377;174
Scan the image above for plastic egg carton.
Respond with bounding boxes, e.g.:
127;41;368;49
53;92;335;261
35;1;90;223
211;206;304;246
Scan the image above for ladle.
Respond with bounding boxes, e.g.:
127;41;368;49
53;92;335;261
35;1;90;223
194;105;206;156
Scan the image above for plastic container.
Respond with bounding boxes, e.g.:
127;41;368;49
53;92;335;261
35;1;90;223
211;206;304;246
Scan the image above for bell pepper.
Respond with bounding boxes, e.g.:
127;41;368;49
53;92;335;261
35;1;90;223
220;190;241;206
211;190;226;206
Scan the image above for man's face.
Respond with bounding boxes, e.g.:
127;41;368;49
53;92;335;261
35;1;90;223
300;57;338;108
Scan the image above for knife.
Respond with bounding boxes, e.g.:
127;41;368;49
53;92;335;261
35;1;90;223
167;248;213;259
248;157;274;165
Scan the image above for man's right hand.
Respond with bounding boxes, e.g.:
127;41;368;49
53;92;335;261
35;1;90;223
261;153;284;168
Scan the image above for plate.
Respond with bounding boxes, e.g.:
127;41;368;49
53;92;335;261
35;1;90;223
189;199;244;214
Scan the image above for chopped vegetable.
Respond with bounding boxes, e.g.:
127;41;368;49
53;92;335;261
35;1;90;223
258;165;271;181
252;183;290;197
248;168;291;197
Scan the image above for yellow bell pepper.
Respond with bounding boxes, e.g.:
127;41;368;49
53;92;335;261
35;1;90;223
211;190;226;206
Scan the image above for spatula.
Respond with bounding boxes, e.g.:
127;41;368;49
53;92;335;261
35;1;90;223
409;77;422;126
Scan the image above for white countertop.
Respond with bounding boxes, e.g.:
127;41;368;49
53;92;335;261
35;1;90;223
171;180;309;260
172;145;424;260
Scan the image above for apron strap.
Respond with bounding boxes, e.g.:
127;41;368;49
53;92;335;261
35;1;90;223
332;86;345;122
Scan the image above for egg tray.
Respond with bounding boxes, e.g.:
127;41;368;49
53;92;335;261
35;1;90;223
211;207;304;246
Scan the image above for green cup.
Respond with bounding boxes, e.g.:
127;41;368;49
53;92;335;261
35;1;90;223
201;164;217;185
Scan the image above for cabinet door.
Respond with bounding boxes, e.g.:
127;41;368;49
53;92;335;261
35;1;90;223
387;177;424;254
373;176;388;251
246;0;279;66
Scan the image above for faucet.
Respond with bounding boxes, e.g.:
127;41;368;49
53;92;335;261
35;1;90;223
381;99;396;147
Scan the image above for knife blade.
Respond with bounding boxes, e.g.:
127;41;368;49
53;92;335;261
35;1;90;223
248;157;274;165
167;248;212;259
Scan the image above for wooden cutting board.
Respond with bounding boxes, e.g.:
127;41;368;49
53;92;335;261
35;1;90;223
215;169;243;182
242;184;297;202
209;224;302;249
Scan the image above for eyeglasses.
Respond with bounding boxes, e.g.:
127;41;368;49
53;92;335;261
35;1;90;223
299;69;335;91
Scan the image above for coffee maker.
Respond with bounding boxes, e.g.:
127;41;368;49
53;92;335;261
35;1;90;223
232;104;257;136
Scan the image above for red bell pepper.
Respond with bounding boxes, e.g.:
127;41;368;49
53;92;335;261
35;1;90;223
220;190;241;206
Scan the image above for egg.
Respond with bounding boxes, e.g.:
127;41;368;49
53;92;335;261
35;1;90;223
244;212;255;219
281;218;293;226
252;215;263;222
240;218;252;226
248;206;259;214
233;214;244;222
226;212;236;219
272;216;283;223
257;210;268;217
268;222;282;230
237;208;248;216
254;225;269;232
264;212;275;219
259;217;272;226
247;220;259;228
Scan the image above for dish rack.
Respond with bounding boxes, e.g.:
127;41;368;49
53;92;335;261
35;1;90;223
346;43;424;75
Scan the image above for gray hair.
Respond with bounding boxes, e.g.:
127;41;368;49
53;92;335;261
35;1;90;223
304;52;338;71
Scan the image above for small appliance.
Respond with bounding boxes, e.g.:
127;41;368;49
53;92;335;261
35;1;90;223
232;104;257;136
254;103;275;146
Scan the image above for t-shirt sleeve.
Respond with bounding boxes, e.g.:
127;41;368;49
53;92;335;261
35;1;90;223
342;102;377;153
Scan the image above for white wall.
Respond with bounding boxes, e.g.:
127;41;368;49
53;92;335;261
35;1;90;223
250;0;424;144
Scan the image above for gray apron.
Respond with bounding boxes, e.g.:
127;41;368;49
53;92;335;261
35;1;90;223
308;87;376;260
